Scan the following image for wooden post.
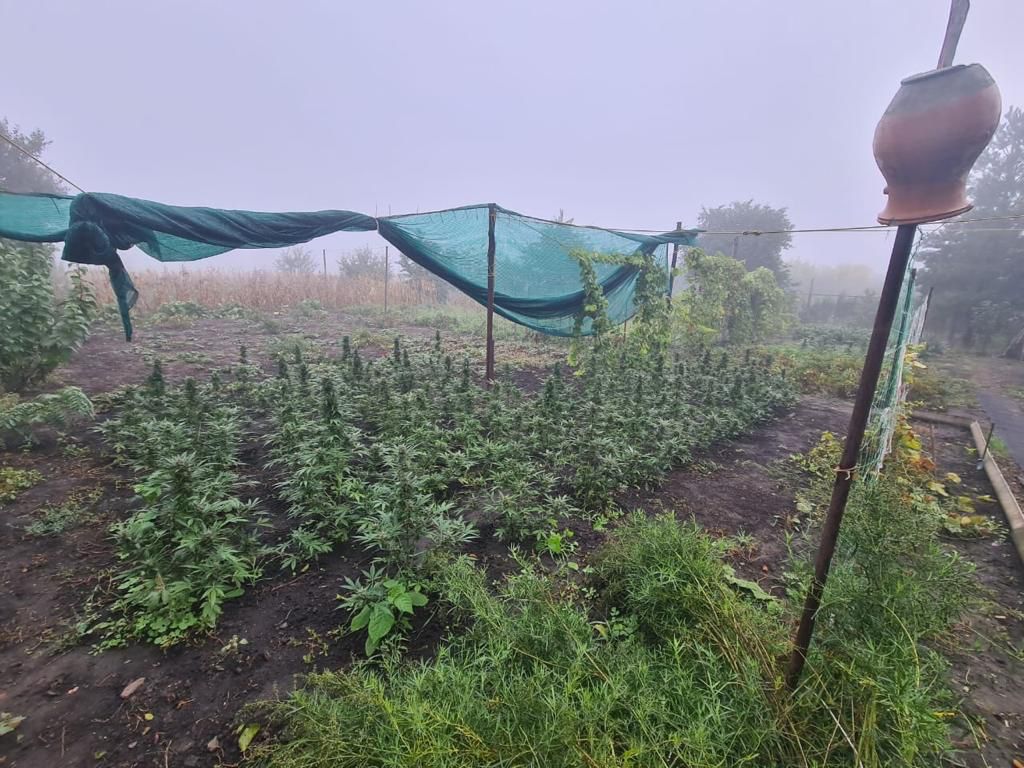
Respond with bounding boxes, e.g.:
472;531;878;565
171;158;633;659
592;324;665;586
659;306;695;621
668;221;683;304
384;246;389;318
806;277;815;311
485;204;497;385
785;223;918;689
322;249;327;277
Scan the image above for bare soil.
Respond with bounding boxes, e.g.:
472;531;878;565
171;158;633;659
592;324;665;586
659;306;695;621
2;318;1022;767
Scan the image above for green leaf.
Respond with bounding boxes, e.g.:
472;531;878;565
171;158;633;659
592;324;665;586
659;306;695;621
0;712;26;735
393;592;414;614
408;590;428;608
368;604;395;643
350;605;371;631
238;722;260;752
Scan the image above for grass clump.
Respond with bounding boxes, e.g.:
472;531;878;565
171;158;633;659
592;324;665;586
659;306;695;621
0;466;43;503
250;529;791;768
252;417;975;768
24;488;102;536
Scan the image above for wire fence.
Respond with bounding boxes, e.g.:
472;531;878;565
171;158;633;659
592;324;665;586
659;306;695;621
859;256;930;476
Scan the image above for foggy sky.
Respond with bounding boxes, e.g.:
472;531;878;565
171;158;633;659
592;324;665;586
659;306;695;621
4;1;1023;274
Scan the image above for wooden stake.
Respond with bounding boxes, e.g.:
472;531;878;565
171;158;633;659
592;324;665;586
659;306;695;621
485;204;497;385
322;248;327;277
384;246;389;318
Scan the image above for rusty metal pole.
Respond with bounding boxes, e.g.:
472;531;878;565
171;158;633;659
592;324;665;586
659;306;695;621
785;223;917;689
787;0;988;690
485;204;497;385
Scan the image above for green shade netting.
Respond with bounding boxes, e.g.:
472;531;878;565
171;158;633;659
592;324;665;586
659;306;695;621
378;205;697;336
0;191;698;340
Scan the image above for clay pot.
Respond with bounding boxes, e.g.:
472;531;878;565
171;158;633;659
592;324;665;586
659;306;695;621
873;63;1001;225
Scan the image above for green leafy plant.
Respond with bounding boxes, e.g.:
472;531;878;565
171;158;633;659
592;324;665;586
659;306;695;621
674;248;789;345
0;466;42;503
0;387;94;445
340;568;429;655
0;711;26;736
0;242;96;392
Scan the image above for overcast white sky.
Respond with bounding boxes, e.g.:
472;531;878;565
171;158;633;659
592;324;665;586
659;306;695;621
3;1;1022;272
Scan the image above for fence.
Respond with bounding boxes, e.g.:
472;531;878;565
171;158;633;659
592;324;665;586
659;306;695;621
83;267;474;317
860;262;930;475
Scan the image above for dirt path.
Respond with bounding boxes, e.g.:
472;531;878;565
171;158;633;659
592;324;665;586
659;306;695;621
976;388;1024;471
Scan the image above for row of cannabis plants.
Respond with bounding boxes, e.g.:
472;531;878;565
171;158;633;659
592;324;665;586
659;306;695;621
82;332;796;649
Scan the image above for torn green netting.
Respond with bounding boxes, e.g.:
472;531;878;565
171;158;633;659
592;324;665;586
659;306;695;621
0;191;698;340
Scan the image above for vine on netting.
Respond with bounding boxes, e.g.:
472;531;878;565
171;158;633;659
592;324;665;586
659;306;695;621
568;248;671;367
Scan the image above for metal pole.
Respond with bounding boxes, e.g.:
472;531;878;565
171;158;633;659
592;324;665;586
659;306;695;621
938;0;970;69
922;285;935;334
384;246;389;318
322;248;327;277
785;223;918;689
668;221;683;304
485;204;497;385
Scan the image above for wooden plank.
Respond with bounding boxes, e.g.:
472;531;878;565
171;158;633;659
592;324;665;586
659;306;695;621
970;419;1024;568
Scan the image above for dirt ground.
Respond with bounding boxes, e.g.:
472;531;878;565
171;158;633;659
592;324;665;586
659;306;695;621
2;317;1023;767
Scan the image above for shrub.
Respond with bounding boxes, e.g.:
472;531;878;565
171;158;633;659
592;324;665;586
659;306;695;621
0;241;96;392
0;386;94;446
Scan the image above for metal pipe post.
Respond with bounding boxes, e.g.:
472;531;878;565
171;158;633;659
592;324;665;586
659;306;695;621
384;245;389;318
668;221;683;303
485;204;497;385
785;223;918;689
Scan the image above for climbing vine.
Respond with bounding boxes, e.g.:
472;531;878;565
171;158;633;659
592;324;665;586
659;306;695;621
674;249;789;346
568;248;671;367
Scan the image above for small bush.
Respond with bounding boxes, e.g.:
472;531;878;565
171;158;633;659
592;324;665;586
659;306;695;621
0;387;94;446
0;242;96;392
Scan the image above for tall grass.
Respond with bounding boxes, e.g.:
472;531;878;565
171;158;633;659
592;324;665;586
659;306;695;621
85;268;468;316
250;420;973;768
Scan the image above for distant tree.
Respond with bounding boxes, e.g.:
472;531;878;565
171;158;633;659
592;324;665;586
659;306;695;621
0;121;96;393
275;246;317;274
338;246;384;279
0;118;63;194
553;209;574;224
696;200;793;286
919;107;1024;353
398;253;449;304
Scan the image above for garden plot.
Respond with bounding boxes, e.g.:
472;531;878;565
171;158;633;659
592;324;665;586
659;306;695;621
1;313;1021;768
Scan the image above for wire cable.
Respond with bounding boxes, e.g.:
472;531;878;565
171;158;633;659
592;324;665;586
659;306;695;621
0;129;86;193
3;126;1022;239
